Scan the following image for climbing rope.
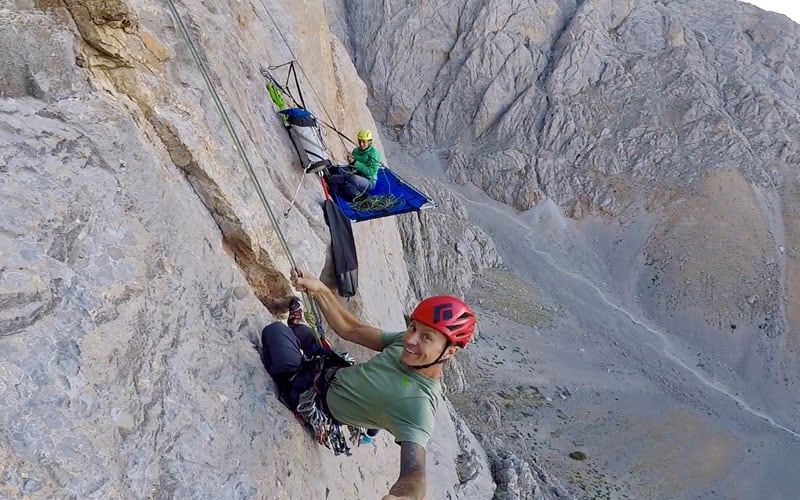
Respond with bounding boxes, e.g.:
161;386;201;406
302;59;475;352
164;0;327;345
262;61;306;110
348;194;401;213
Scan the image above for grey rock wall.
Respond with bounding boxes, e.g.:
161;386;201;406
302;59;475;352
1;1;496;498
341;0;799;214
0;77;276;500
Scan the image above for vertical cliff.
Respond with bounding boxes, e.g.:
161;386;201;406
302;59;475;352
0;1;497;497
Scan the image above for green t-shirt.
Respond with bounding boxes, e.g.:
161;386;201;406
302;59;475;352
325;331;440;447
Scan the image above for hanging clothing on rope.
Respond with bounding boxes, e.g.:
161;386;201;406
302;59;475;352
323;199;358;298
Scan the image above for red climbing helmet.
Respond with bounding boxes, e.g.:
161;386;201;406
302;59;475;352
410;296;476;348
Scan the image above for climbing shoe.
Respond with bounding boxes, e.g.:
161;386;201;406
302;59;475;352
288;297;304;327
359;428;380;446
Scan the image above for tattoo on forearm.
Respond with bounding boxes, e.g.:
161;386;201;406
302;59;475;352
389;442;427;498
399;443;425;476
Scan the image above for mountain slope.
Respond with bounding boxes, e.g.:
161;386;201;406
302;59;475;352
333;0;800;497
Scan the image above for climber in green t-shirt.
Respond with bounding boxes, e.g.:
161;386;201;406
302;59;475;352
260;269;477;500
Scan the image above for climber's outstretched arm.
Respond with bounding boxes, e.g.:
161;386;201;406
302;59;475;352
382;441;426;500
291;269;383;351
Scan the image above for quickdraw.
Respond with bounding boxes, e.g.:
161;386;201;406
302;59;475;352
293;353;370;456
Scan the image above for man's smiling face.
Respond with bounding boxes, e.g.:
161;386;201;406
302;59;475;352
399;320;449;367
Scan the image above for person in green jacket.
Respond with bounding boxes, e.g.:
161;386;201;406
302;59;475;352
327;128;381;201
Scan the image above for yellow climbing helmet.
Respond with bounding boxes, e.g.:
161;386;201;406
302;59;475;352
357;129;372;141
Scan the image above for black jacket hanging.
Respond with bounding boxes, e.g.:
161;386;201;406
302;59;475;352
323;199;358;297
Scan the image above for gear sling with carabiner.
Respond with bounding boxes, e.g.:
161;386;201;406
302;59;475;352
278;349;370;456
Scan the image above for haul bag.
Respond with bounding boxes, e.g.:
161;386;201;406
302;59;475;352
279;108;331;173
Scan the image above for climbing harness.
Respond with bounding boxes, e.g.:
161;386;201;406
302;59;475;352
286;350;370;456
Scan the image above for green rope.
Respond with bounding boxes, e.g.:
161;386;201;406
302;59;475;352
348;194;402;212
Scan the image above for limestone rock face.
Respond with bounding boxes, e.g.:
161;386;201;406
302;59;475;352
0;1;494;498
485;444;568;500
396;177;503;301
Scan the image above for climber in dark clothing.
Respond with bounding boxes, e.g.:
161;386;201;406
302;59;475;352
259;300;321;401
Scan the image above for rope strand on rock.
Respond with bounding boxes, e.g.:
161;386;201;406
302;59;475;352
164;0;327;345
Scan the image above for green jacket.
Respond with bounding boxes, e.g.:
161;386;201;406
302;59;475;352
350;144;381;181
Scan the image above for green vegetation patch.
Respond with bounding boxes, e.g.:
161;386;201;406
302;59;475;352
569;450;587;460
466;268;552;327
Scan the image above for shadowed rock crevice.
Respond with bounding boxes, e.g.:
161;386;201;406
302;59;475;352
131;104;293;315
151;116;293;313
222;232;293;314
45;204;91;265
535;0;583;92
